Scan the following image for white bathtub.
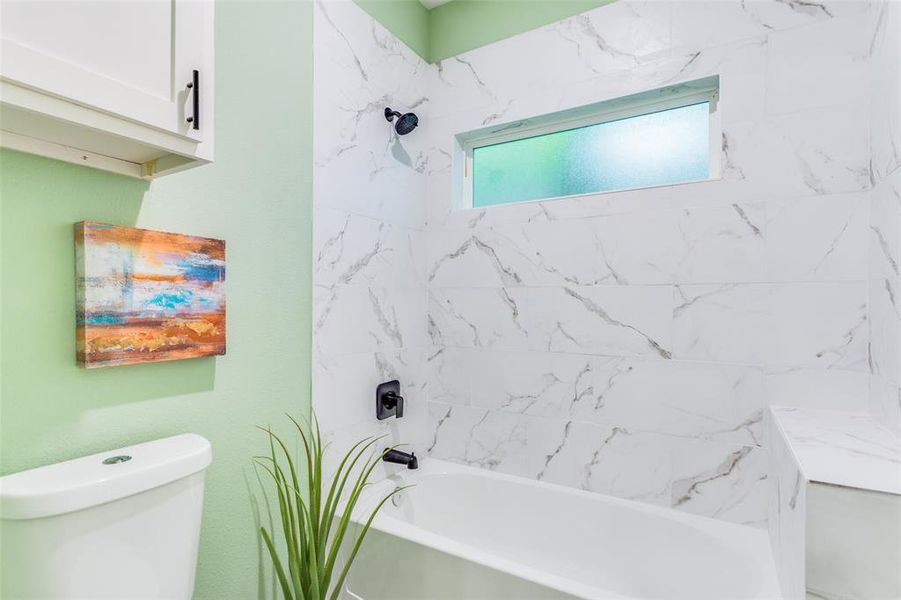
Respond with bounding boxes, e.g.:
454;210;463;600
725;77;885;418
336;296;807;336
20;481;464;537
345;458;781;600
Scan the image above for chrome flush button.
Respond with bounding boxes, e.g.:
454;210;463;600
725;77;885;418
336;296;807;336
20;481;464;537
102;455;132;465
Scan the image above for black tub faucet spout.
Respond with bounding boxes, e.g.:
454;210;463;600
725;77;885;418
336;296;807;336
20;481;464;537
383;448;418;469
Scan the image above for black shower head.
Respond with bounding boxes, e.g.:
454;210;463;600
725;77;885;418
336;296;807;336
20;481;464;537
385;107;419;135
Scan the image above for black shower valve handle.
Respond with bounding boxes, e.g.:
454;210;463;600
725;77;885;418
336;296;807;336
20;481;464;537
384;391;404;418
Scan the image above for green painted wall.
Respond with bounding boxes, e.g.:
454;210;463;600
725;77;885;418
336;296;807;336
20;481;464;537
0;1;312;598
353;0;614;63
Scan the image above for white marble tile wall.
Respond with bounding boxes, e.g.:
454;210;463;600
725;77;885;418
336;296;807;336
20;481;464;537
868;0;901;436
312;0;431;468
313;0;891;530
422;0;878;530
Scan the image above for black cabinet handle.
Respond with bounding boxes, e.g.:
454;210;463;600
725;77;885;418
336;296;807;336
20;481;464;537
185;70;200;130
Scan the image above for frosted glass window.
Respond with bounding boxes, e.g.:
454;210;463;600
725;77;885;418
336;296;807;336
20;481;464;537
472;102;710;207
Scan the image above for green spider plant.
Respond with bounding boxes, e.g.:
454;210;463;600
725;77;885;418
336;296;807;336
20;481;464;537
254;415;404;600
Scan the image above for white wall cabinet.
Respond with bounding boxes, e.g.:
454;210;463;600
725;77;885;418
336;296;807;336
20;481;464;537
0;0;214;179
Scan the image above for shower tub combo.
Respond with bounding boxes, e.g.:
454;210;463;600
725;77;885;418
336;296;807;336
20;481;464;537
345;459;781;600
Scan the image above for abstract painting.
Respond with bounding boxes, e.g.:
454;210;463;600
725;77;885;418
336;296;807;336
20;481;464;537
75;221;226;368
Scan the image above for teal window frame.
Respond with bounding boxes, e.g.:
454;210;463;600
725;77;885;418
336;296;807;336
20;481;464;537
457;78;721;209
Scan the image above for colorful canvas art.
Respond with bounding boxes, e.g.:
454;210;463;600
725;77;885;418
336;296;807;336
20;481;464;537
75;221;226;368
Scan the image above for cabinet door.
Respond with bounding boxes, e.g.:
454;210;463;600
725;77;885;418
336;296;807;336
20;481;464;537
0;0;212;142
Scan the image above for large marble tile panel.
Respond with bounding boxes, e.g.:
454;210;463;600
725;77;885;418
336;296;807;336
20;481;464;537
428;287;531;350
426;55;509;120
592;203;766;285
315;284;427;356
528;357;767;444
315;208;426;288
670;0;868;52
670;439;768;527
724;105;870;199
673;282;868;368
427;226;543;288
314;0;427;100
466;350;587;420
426;346;472;406
313;130;429;229
540;0;673;79
568;359;766;446
428;404;677;507
766;11;870;116
524;285;674;358
426;402;568;477
434;350;766;445
429;212;743;288
766;193;869;282
538;421;674;507
500;220;614;287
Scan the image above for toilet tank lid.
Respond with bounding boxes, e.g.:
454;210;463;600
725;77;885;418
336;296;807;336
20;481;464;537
0;433;212;520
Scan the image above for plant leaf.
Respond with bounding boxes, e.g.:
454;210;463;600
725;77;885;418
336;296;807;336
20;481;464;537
261;526;294;600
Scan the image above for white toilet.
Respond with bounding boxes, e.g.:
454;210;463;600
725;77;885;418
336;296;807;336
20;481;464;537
0;434;212;599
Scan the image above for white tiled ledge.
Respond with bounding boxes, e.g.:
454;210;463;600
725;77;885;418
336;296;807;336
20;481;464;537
770;407;901;496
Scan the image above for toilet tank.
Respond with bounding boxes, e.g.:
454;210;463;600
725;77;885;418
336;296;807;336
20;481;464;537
0;434;212;600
